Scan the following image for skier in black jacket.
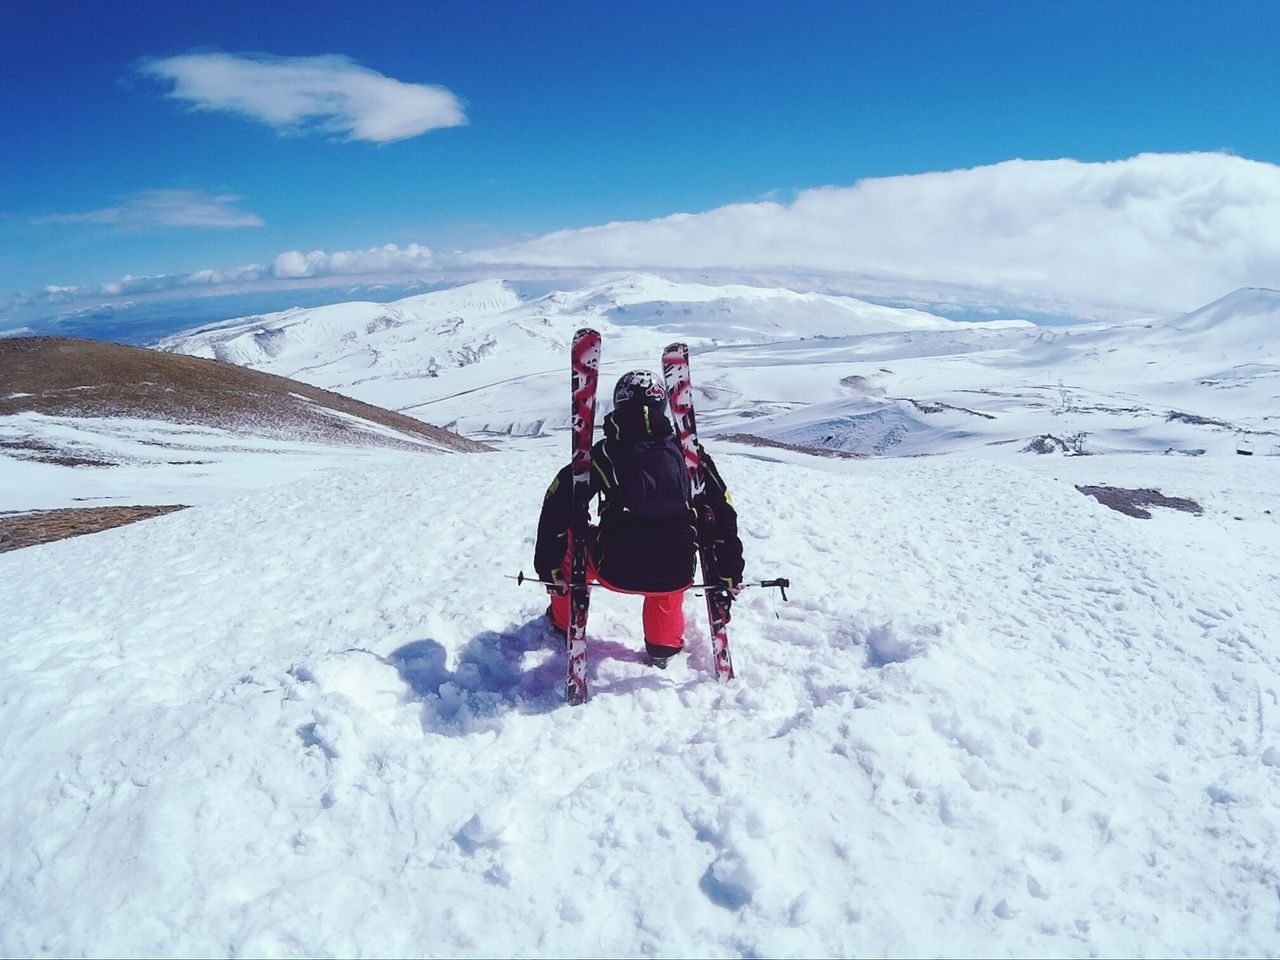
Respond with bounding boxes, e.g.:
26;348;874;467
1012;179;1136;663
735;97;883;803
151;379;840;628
534;370;745;666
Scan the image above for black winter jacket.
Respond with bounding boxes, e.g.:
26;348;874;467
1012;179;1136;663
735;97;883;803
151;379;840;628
534;403;745;594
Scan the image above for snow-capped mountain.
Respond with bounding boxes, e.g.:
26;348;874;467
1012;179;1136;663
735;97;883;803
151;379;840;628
160;273;977;373
666;284;1280;458
157;273;1016;436
160;275;1280;457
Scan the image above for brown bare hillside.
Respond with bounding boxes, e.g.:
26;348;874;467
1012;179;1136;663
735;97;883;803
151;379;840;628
0;505;188;552
0;337;490;455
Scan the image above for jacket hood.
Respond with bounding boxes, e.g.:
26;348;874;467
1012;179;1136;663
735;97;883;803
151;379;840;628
603;401;675;443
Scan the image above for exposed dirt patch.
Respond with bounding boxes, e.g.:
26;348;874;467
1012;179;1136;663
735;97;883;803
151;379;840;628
1166;410;1234;428
0;337;491;455
0;437;117;467
717;433;869;459
1076;485;1203;520
0;505;189;552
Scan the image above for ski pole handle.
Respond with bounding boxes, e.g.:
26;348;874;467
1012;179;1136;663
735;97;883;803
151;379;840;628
759;578;790;601
689;577;790;600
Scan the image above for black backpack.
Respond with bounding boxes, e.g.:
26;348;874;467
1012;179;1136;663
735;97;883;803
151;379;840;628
611;437;692;519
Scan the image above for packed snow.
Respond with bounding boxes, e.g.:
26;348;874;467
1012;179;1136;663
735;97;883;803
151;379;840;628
0;410;445;511
4;273;1280;957
3;444;1279;956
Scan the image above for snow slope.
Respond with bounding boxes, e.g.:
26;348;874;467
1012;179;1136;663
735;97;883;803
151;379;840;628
0;411;448;511
157;274;1007;437
3;448;1279;957
696;288;1280;457
0;337;484;511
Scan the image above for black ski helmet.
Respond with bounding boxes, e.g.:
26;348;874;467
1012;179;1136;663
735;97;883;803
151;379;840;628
613;369;666;408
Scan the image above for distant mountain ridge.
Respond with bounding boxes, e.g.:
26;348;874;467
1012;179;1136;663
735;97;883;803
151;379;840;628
1150;287;1280;355
157;273;1006;377
155;274;1280;457
156;272;1028;435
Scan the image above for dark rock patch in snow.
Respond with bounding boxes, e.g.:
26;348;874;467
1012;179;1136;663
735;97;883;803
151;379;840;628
1166;410;1234;429
1023;434;1089;455
717;433;868;459
892;397;997;420
1076;485;1203;520
0;436;117;467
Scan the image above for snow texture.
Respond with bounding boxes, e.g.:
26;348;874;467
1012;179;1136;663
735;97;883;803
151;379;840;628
2;447;1279;956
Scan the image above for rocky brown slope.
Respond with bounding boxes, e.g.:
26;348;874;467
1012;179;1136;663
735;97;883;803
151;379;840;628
1;337;491;458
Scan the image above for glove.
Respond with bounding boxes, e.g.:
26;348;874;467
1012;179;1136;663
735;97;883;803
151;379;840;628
545;578;568;597
716;577;742;622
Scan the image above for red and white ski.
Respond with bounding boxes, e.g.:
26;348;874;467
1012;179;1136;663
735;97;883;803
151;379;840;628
566;328;601;704
661;342;735;682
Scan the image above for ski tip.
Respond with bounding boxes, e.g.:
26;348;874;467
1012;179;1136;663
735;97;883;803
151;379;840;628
574;327;601;338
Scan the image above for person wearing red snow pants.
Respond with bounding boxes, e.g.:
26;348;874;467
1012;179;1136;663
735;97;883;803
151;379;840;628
534;370;745;667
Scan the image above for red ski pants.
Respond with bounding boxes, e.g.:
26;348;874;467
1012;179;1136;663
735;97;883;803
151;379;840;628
548;531;688;650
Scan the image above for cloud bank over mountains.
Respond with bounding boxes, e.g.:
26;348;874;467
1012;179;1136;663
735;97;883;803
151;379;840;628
6;244;439;312
8;153;1279;327
271;243;436;279
139;53;467;143
466;153;1280;315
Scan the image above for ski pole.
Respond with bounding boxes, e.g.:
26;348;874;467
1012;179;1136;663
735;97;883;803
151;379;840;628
512;576;788;599
690;577;790;601
510;571;790;599
507;570;582;591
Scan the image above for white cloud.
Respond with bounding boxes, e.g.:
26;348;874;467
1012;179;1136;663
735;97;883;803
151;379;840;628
139;52;466;143
466;153;1280;314
270;243;435;278
36;190;264;229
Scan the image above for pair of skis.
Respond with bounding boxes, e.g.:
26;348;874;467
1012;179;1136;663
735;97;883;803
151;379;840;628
565;328;733;705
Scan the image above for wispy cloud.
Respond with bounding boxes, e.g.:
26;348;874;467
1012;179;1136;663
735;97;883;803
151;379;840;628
139;52;466;143
36;189;264;229
466;152;1280;314
5;243;437;312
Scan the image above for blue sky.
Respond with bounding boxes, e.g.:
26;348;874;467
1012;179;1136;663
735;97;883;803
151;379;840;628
2;0;1279;326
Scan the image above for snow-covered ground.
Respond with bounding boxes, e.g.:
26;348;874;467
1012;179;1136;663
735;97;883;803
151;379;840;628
4;273;1280;956
3;447;1278;956
0;411;446;511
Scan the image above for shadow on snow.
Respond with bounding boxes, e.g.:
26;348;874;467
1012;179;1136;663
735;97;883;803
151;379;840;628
389;617;670;736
